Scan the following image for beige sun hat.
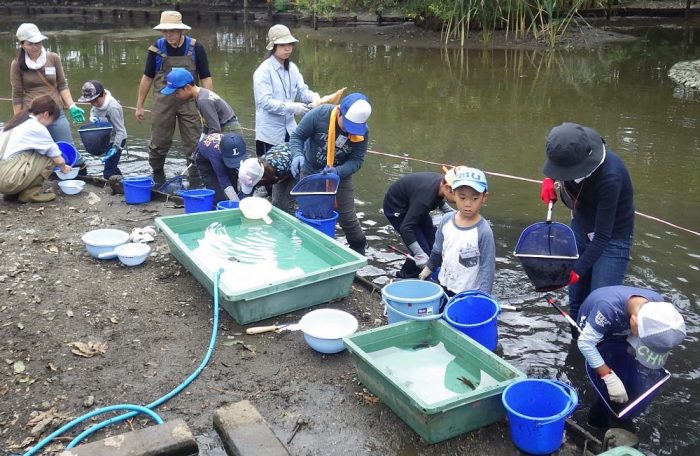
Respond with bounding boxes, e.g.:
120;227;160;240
266;24;298;51
16;23;48;43
153;11;191;30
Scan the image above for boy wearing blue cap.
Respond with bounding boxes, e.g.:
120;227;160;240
194;133;247;203
289;93;372;255
419;167;495;296
161;67;241;135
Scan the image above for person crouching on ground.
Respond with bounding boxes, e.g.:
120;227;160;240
78;80;127;179
0;95;72;203
238;143;295;213
383;171;456;278
194;133;247;204
419;167;495;296
289;93;372;255
161;67;241;135
576;285;685;429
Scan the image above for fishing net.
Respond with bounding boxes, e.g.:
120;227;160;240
514;221;578;291
291;173;340;219
78;121;113;156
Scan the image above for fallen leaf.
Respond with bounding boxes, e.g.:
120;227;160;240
66;310;74;317
13;360;25;374
17;322;25;330
109;317;119;324
0;384;9;396
47;363;57;372
6;436;34;450
44;245;59;254
68;341;108;358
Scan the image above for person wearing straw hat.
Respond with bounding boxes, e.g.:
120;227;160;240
0;96;72;203
576;285;685;429
383;171;456;278
78;80;127;179
289;93;372;255
540;122;635;339
10;23;88;175
253;24;329;158
135;11;212;186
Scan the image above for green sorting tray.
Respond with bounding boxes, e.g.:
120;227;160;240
343;319;526;444
155;207;366;324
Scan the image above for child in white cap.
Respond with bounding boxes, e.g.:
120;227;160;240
238;143;295;213
419;167;495;296
576;285;686;429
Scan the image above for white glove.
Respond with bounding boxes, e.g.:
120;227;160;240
224;186;239;202
418;267;432;280
310;92;322;108
407;242;429;267
289;102;310;116
602;370;628;403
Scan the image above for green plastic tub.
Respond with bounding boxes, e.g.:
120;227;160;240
343;319;526;444
155;207;366;324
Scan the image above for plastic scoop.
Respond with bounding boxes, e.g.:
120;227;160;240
239;196;272;224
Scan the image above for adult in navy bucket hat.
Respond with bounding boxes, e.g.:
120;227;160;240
539;122;635;339
194;133;247;204
576;285;686;430
289;93;372;255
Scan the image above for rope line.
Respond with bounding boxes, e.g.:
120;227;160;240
1;97;697;237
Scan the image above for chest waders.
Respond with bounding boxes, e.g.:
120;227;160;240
148;38;203;174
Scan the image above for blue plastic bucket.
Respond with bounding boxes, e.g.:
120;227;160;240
56;141;78;166
443;291;500;351
123;178;154;204
179;189;215;213
217;200;240;210
381;279;446;324
501;379;578;455
295;210;338;237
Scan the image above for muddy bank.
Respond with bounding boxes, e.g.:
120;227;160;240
0;180;588;455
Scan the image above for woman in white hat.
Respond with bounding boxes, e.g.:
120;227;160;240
10;23;86;171
253;24;321;158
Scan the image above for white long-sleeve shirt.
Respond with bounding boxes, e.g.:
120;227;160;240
0;115;60;161
253;55;316;145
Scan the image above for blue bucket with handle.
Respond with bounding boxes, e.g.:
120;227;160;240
381;279;447;324
295;210;338;237
179;189;215;213
217;200;240;210
56;141;78;166
123;177;154;204
443;290;500;351
501;379;578;455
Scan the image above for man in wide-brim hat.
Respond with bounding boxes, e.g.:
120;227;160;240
539;122;635;338
134;11;212;186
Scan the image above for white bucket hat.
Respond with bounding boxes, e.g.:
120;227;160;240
16;23;48;43
153;11;191;30
266;24;298;51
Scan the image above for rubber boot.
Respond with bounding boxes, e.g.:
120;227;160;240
396;259;420;279
153;169;166;186
18;186;56;203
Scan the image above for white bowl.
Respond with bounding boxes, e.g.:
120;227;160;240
82;229;130;259
58;180;85;195
101;243;151;266
299;309;358;354
55;167;79;180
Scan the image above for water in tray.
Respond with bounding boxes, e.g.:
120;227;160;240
368;341;499;406
178;221;336;292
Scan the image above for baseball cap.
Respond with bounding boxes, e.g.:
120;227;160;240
451;167;488;193
220;134;248;169
16;23;48;43
628;301;686;369
78;80;105;102
444;166;469;187
543;122;605;181
266;24;298;51
339;93;371;136
238;158;265;194
160;68;194;95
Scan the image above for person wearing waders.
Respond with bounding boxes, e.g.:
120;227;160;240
383;171;456;278
540;123;635;339
576;285;685;430
134;11;212;186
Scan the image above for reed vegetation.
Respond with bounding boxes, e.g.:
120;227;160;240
296;1;623;47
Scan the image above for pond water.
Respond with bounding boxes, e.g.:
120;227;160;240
0;16;698;455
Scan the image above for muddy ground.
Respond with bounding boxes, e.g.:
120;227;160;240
0;181;585;455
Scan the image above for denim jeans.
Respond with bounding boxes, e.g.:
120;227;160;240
103;140;125;179
46;111;85;166
568;218;632;321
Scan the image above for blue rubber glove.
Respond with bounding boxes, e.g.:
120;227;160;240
322;165;337;175
291;155;305;178
68;104;86;123
101;146;118;163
